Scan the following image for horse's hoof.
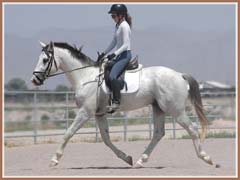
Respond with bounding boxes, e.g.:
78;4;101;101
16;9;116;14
125;156;133;166
141;154;149;163
134;160;143;168
49;159;58;167
203;156;213;165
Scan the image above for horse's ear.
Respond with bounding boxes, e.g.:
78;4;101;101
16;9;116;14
39;41;46;48
48;41;54;52
49;41;53;48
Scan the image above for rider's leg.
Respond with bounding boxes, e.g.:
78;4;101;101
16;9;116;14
108;51;131;110
104;61;116;90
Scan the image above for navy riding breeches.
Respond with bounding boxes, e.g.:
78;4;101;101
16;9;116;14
109;50;132;82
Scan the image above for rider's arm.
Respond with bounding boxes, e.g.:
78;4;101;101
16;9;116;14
114;23;131;56
104;34;117;55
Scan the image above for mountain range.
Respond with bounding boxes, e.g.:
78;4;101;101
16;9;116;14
4;25;236;90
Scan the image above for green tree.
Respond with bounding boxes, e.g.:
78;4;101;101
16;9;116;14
5;78;28;91
55;85;69;91
55;85;69;101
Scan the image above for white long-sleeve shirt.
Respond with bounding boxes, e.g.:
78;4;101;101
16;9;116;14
104;20;131;56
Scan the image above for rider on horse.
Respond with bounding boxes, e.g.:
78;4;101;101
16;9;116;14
97;4;132;112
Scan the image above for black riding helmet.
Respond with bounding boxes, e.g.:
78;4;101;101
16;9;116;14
108;4;128;15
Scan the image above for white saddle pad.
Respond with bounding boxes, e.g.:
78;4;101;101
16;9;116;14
102;64;143;94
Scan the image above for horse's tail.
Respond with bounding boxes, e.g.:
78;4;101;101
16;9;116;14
182;74;208;142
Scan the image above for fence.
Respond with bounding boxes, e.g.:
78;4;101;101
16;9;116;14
4;91;236;144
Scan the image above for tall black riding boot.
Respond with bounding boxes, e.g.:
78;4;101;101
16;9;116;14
107;79;121;112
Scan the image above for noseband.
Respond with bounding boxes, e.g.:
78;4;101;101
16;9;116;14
33;47;58;85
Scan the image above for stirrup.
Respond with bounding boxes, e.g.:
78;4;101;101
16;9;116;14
106;102;120;113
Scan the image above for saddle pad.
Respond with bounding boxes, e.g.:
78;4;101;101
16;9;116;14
102;64;143;94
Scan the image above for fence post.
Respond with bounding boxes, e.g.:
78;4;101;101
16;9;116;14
33;91;38;144
95;120;99;142
66;92;69;129
124;113;128;142
172;117;176;139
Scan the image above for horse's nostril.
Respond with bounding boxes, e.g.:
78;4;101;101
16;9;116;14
32;78;38;86
31;76;41;86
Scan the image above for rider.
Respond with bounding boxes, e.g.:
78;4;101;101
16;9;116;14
98;4;132;111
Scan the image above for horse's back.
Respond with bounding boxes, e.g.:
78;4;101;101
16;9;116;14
142;66;184;83
143;66;180;75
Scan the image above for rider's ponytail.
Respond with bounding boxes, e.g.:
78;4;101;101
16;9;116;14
125;13;132;28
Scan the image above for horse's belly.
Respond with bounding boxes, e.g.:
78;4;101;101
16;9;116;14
119;91;154;111
118;69;155;111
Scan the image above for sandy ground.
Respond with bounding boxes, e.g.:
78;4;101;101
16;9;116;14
4;139;236;177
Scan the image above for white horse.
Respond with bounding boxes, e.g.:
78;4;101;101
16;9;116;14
31;41;217;168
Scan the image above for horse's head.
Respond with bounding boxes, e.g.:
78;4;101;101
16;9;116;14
31;41;60;86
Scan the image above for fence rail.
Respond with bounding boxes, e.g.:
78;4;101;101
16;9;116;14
4;90;236;144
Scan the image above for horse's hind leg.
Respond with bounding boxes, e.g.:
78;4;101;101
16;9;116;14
175;111;214;166
135;103;165;168
50;108;90;167
95;114;133;166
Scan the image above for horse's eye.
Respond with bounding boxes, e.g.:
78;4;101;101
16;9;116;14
43;58;49;64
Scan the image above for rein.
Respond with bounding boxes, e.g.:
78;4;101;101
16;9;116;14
47;65;94;78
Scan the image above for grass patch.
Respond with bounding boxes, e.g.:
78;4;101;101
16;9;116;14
5;121;33;132
180;131;235;139
128;135;148;141
207;131;235;138
4;141;30;148
70;136;122;143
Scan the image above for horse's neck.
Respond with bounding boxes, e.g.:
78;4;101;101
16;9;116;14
56;48;98;90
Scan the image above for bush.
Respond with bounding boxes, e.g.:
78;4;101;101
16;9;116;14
68;110;76;119
5;121;32;132
41;114;50;124
54;85;70;101
5;78;28;91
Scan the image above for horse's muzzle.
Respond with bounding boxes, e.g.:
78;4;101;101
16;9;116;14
31;74;44;86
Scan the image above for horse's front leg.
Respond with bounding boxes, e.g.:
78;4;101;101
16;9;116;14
50;108;90;167
96;114;133;166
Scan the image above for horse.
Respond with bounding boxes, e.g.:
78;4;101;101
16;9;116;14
31;41;217;168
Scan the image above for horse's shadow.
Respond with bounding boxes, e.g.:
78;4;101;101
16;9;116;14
68;166;165;170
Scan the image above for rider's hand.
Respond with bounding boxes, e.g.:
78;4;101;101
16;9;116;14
97;52;105;63
107;53;116;61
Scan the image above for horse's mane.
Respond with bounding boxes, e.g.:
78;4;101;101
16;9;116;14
49;42;98;67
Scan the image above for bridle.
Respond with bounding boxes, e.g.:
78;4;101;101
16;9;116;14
33;44;94;85
33;47;58;85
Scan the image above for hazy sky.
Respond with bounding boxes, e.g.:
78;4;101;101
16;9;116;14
3;3;236;89
4;3;236;37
